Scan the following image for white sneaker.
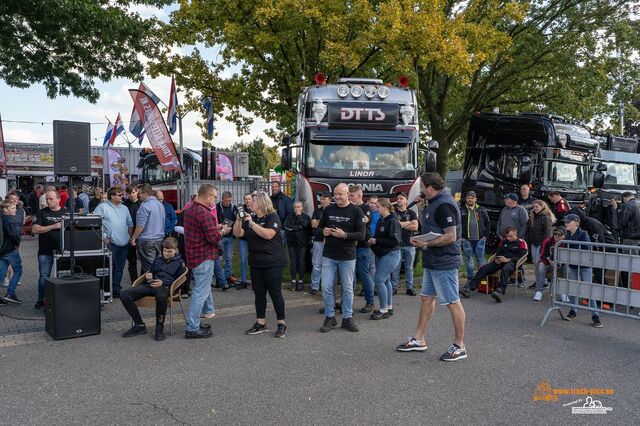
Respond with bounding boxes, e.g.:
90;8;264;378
533;291;543;302
560;294;570;303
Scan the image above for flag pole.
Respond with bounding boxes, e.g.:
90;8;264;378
178;113;184;209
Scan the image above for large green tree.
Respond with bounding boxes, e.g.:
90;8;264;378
0;0;169;102
154;0;640;174
230;137;278;176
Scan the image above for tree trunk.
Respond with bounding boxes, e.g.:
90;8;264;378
431;126;450;178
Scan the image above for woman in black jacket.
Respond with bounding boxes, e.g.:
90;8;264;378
368;198;402;320
284;201;311;291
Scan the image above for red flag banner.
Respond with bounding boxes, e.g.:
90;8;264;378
0;115;7;173
128;89;182;172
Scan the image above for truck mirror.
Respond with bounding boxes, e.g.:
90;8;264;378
281;135;291;147
281;147;292;170
427;140;439;150
593;171;605;189
425;151;437;172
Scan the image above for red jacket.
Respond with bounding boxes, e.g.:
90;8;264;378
58;190;69;209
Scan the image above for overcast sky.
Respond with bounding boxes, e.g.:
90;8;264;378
0;4;272;151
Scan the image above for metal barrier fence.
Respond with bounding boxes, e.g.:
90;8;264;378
541;240;640;326
180;179;274;206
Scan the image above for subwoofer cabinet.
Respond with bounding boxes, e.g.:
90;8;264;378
53;250;113;304
45;275;101;340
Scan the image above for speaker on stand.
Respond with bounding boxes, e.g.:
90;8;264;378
47;120;101;340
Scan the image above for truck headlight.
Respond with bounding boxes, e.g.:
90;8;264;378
377;86;390;99
350;86;363;98
364;85;377;99
337;85;349;98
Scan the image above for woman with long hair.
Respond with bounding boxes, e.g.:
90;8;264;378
528;200;555;265
233;192;288;337
368;198;402;320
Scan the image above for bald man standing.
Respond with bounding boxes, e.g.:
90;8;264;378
318;183;366;333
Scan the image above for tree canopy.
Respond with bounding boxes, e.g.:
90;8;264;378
154;0;640;174
0;0;168;102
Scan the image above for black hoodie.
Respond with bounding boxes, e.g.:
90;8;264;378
149;253;186;287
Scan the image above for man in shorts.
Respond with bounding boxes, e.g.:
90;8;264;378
396;173;467;361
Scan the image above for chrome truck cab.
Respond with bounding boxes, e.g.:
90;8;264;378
281;74;437;214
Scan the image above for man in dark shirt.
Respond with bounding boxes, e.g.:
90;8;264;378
391;193;419;296
463;226;528;302
310;192;331;294
517;184;537;212
611;192;640;244
123;184;140;282
547;191;570;224
396;173;467;361
31;190;68;308
270;181;292;245
318;183;365;333
348;185;375;311
89;188;103;213
460;191;490;283
214;191;239;289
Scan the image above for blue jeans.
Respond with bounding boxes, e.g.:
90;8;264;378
239;239;249;283
186;260;215;332
354;248;374;304
462;239;486;279
311;241;324;290
108;243;129;294
321;257;356;319
0;250;22;297
568;266;598;317
375;250;401;310
391;246;416;290
38;255;54;302
531;244;541;265
214;237;235;283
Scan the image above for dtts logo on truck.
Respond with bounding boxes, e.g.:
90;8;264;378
340;107;385;121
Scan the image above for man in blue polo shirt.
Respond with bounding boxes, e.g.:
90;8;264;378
130;183;165;275
94;187;133;297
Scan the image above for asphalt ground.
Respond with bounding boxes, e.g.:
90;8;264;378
0;275;638;424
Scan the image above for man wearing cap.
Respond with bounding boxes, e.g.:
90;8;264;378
310;192;332;295
532;226;566;301
497;193;529;240
562;213;603;327
461;226;528;302
460;191;490;283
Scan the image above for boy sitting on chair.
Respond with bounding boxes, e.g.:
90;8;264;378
460;226;528;303
120;237;186;341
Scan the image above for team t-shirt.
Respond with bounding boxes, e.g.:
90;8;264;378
395;207;418;246
319;203;366;260
242;212;287;268
356;203;372;248
35;207;68;256
311;207;325;242
434;204;459;229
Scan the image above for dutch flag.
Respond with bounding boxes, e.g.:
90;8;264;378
102;120;114;147
200;97;214;138
107;113;125;146
167;76;178;135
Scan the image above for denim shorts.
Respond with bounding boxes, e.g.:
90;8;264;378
421;268;460;305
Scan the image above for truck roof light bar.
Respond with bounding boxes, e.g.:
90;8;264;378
337;78;384;84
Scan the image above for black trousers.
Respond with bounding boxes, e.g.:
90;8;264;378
288;245;307;282
120;285;169;326
250;265;285;320
470;261;516;291
127;244;138;283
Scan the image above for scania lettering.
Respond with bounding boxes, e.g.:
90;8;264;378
280;74;437;214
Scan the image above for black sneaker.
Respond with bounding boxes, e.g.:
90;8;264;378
236;282;247;290
320;316;337;332
388;308;394;316
310;288;318;295
185;328;212;339
440;343;467;361
370;310;389;320
296;281;304;292
592;316;603;328
4;294;22;304
122;324;147;338
358;289;364;297
154;326;165;341
33;300;43;309
393;288;398;295
335;302;342;313
564;310;577;321
199;323;212;331
528;283;537;289
490;290;503;303
459;284;471;299
341;318;359;332
406;288;416;296
221;283;230;291
318;307;325;314
274;323;287;338
290;280;297;291
359;303;374;313
0;297;8;305
246;322;269;335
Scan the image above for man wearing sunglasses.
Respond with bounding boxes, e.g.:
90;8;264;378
94;187;133;297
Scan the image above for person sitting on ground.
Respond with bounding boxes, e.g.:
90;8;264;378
532;226;566;301
461;226;528;303
119;237;186;341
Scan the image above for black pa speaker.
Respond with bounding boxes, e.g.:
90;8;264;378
45;275;101;340
53;120;91;176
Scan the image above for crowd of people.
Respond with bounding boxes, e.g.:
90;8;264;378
3;172;638;354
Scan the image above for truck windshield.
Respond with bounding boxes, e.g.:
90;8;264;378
602;162;636;186
307;142;413;170
544;160;588;189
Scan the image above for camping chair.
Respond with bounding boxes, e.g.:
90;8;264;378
485;254;529;297
130;269;189;335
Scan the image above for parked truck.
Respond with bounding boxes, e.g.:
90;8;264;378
280;74;437;214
